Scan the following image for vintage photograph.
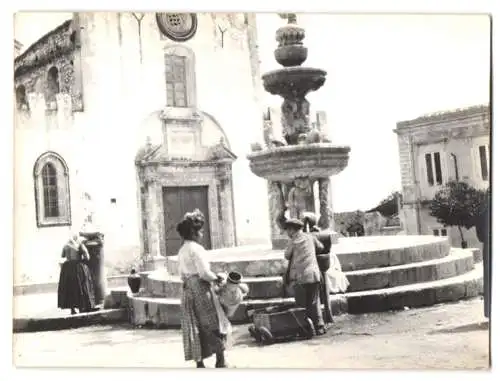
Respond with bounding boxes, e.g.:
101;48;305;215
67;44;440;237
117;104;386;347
12;10;491;369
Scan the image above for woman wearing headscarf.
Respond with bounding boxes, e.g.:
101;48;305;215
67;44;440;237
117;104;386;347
177;209;231;368
57;234;96;315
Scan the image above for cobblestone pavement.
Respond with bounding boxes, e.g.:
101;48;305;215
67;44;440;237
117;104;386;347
13;298;489;369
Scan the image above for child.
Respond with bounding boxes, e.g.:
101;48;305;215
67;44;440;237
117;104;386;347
215;271;249;318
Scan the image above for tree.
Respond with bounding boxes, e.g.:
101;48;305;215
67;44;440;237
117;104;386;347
334;211;365;237
366;191;402;218
429;181;486;248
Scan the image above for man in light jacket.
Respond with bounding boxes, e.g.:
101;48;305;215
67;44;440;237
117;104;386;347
283;218;326;335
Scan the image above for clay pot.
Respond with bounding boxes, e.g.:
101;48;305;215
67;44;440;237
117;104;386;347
128;271;141;294
228;271;243;284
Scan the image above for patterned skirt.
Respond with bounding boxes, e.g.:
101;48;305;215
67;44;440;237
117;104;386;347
57;260;96;311
181;275;231;362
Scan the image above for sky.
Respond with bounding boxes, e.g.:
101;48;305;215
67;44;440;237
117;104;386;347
14;12;491;212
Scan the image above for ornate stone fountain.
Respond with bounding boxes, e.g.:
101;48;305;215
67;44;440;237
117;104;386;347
248;14;350;249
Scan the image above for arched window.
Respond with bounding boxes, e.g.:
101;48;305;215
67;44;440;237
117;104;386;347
47;66;60;104
41;163;59;217
33;152;71;227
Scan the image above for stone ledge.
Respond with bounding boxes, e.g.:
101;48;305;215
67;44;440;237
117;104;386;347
147;250;474;298
347;265;483;314
13;308;128;333
128;265;483;327
165;238;450;277
346;249;474;292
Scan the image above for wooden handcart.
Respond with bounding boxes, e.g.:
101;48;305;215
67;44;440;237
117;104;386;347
247;305;316;345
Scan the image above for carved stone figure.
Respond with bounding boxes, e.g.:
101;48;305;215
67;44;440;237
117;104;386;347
263;119;274;148
281;98;311;144
287;177;315;219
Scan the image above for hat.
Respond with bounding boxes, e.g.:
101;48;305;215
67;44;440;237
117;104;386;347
284;218;304;229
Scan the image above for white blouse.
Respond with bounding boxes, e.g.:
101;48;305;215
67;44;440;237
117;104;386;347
177;241;217;282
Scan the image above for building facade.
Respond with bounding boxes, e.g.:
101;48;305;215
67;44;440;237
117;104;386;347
394;105;490;249
13;12;272;284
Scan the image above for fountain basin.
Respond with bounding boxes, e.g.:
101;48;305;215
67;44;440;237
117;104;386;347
262;67;327;96
247;143;350;181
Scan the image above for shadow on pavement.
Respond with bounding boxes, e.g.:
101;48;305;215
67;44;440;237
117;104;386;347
428;320;489;335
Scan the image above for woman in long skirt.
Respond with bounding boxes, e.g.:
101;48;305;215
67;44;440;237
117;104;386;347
57;234;96;315
177;209;231;368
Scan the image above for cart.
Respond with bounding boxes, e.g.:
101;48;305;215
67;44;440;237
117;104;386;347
247;305;316;345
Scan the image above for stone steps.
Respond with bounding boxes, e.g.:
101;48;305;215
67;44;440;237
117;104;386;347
128;264;483;327
346;248;473;292
147;248;474;298
166;236;450;277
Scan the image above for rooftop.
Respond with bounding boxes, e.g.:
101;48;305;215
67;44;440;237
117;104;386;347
396;104;490;130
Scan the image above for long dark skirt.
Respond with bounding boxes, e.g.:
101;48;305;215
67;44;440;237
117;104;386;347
57;260;96;312
181;275;229;362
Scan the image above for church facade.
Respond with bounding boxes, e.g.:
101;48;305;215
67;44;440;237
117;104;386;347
14;12;272;284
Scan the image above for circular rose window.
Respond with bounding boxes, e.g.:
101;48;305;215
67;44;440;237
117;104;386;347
156;13;198;42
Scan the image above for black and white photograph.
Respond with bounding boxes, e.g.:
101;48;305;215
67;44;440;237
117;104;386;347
6;0;494;373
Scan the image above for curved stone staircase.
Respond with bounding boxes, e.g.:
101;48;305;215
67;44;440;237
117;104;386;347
128;236;483;327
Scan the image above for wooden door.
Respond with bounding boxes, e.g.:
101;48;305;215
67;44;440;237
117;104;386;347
163;186;211;256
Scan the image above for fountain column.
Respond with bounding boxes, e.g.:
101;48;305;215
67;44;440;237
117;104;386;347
247;14;351;325
318;178;333;229
268;181;288;249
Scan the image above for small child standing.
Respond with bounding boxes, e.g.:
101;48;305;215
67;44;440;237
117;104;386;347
215;271;249;318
